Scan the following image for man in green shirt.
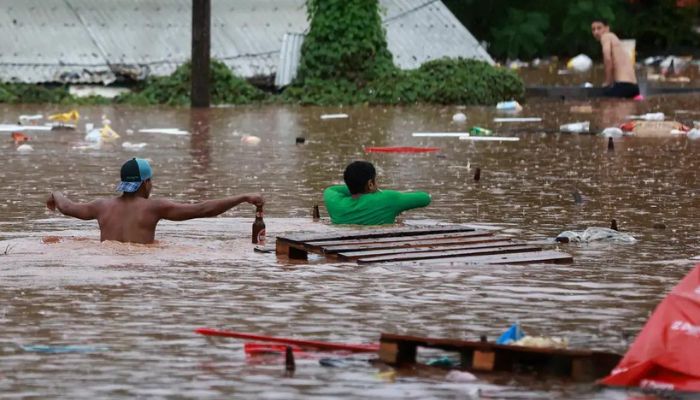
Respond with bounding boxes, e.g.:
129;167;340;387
323;161;431;225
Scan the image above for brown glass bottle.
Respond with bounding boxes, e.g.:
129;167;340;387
252;206;266;244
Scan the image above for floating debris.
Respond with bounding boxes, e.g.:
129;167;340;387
241;135;261;146
556;227;637;243
138;128;189;135
452;112;467;123
320;113;349;120
493;117;542;123
496;100;522;112
412;132;468;137
567;54;593;72
16;144;33;152
560;121;590;133
122;142;148;150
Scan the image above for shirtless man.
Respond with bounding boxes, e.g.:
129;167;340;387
591;19;639;98
591;18;639;98
46;158;264;244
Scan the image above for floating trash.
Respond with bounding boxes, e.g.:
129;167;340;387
469;126;492;136
688;129;700;140
567;54;593;72
512;336;568;349
11;132;30;143
496;100;522;112
364;146;440;153
48;110;79;124
320;113;349;120
459;136;519;142
556;227;637;243
412;132;468;137
560;121;590;133
138;128;189;135
20;344;109;354
493;117;542;123
18;114;43;125
0;124;51;132
16;144;33;152
445;370;477;382
241;135;261;146
601;127;624;138
122;142;148;150
626;112;665;121
452;112;467;123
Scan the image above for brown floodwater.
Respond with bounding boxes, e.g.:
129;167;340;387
0;96;699;399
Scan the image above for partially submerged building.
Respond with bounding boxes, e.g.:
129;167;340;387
0;0;493;86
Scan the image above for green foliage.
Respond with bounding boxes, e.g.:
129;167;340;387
619;0;700;53
558;0;617;55
283;58;524;106
490;10;549;60
116;60;267;106
297;0;395;84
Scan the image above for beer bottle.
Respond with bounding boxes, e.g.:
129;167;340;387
252;205;266;244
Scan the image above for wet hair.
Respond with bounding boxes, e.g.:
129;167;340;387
343;161;376;194
592;18;609;26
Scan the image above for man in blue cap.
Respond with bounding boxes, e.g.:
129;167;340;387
46;158;264;244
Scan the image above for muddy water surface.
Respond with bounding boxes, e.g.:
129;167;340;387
0;97;698;399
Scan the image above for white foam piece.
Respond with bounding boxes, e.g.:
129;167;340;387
412;132;469;137
138;128;189;135
320;113;349;120
493;117;542;123
459;136;520;141
0;124;52;132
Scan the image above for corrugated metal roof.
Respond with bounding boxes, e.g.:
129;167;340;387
274;33;305;88
0;0;492;85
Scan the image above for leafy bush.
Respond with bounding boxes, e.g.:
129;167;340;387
116;60;267;106
283;58;524;106
296;0;395;84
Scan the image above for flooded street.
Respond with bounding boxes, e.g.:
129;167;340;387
0;97;699;399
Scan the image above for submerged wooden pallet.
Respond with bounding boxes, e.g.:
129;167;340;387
379;333;621;382
275;226;572;264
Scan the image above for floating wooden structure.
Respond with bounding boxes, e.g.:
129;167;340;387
379;333;621;381
275;226;572;264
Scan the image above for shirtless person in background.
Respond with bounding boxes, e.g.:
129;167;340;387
591;18;639;98
46;158;264;244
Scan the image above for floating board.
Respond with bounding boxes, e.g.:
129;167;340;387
195;328;379;353
493;117;543;123
412;132;469;137
459;136;520;142
320;113;349;120
364;146;440;153
138;128;189;135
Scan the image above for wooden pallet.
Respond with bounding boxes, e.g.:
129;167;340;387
275;226;572;264
379;333;621;382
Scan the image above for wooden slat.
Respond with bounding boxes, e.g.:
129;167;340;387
305;230;494;247
390;250;574;265
279;225;476;244
336;240;519;260
356;245;541;264
319;233;500;254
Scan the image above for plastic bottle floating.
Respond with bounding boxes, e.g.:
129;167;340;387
48;110;80;124
469;126;492;136
241;135;261;146
496;101;522;112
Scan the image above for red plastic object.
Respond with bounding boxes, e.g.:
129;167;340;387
619;121;637;132
364;146;440;153
633;94;645;101
195;328;379;353
600;263;700;392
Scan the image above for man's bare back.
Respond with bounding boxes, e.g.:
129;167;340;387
600;32;636;84
46;158;264;244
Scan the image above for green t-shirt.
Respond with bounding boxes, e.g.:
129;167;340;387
323;185;431;225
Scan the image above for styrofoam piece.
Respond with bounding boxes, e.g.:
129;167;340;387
412;132;469;137
0;124;52;132
493;117;542;123
320;113;349;120
459;136;520;141
138;128;189;135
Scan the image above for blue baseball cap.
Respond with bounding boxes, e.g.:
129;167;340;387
116;158;152;193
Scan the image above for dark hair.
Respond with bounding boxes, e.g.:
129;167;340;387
344;161;376;194
592;18;609;26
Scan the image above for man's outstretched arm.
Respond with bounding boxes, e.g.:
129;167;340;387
155;193;265;221
46;192;102;220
